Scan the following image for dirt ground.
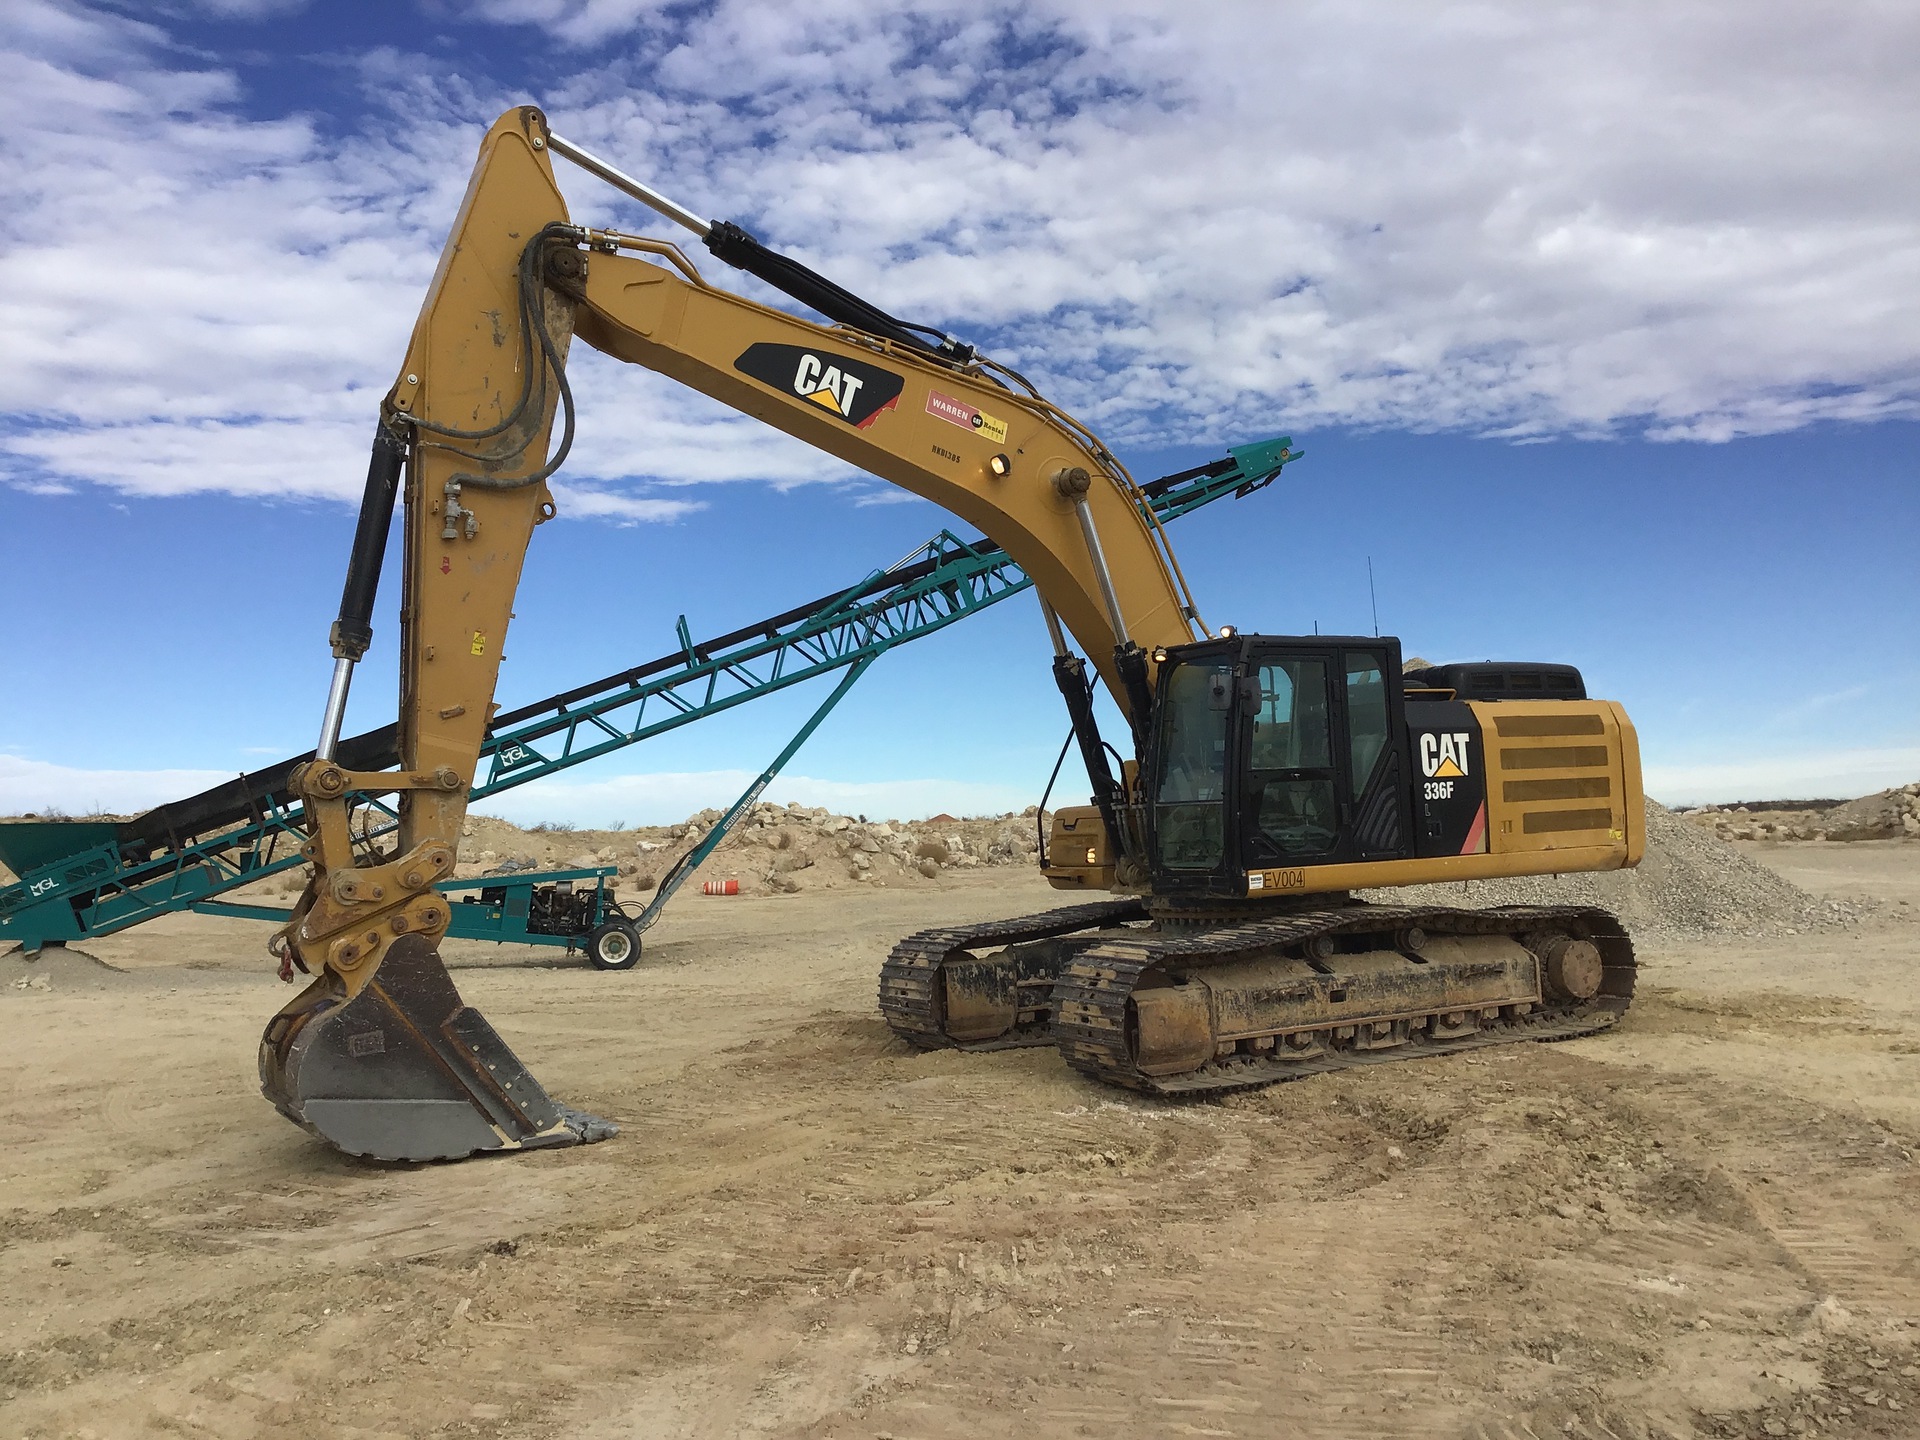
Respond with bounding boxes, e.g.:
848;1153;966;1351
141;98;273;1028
3;844;1918;1440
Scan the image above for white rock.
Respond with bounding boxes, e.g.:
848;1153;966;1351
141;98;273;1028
1812;1297;1853;1333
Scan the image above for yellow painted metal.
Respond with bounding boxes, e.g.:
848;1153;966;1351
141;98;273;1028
1245;839;1629;898
1040;805;1119;890
1233;698;1643;898
280;107;574;996
1474;698;1644;860
390;109;571;857
571;244;1197;700
1615;703;1647;866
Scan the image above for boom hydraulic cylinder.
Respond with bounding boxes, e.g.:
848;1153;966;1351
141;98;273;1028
316;422;406;760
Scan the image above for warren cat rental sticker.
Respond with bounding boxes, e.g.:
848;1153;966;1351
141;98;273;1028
926;388;1009;444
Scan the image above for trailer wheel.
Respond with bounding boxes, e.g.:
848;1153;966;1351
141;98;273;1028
587;919;641;971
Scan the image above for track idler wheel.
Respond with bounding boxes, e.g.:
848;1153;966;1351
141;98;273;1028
259;934;617;1162
1536;934;1605;1002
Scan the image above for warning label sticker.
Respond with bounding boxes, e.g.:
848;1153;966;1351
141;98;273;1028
926;389;1009;444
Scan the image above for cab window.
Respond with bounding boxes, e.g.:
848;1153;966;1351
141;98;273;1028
1249;658;1336;859
1345;650;1389;795
1154;663;1230;870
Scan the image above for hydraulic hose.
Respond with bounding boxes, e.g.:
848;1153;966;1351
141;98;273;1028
443;226;579;492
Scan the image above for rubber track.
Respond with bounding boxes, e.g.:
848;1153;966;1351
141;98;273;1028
1052;903;1635;1096
878;897;1149;1050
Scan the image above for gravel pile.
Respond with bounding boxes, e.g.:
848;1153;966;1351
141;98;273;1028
1363;800;1864;939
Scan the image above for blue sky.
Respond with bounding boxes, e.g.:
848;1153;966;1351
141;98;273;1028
2;0;1915;821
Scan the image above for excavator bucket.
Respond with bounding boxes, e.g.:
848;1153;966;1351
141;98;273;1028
259;935;615;1162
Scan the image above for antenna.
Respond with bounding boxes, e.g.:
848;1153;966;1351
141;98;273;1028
1368;556;1379;636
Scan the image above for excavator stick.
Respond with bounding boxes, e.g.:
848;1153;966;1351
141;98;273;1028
259;108;613;1162
260;934;615;1161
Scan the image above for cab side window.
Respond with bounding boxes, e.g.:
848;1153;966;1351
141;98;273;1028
1154;663;1232;870
1345;650;1389;796
1249;658;1337;859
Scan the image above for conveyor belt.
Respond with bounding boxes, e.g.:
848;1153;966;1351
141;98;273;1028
0;438;1300;956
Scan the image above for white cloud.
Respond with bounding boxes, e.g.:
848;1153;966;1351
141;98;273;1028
186;0;312;16
470;0;675;49
0;4;883;513
546;479;704;525
1644;747;1920;808
471;767;1038;827
0;754;229;817
4;0;1917;513
532;0;1920;443
8;416;373;501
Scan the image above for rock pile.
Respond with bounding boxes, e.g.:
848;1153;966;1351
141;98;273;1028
456;804;1047;897
1680;782;1920;843
1364;800;1864;939
447;792;1875;936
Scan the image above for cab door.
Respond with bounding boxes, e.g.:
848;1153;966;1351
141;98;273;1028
1238;641;1411;872
1241;650;1342;866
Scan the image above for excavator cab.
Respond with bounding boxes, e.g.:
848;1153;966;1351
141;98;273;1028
1146;635;1414;897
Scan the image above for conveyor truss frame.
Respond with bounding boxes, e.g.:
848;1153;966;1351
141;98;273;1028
0;439;1297;956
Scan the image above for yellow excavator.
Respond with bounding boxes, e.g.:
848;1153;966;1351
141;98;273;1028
261;107;1642;1161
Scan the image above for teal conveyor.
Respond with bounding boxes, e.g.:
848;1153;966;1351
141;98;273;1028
0;438;1298;957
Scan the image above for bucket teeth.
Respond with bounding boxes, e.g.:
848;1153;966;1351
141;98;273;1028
259;933;615;1162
